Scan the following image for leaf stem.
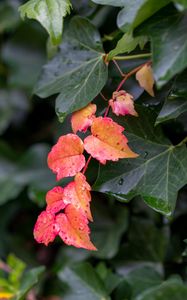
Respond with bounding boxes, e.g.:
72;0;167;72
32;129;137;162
177;136;187;147
116;60;152;91
82;155;92;175
112;53;151;61
112;60;124;77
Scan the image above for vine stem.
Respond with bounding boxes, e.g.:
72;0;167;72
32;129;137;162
177;136;187;147
112;53;151;61
112;60;124;77
82;155;92;175
116;60;152;92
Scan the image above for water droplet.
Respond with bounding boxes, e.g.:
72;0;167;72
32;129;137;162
118;178;124;185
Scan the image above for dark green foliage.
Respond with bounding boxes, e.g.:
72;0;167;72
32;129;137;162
1;0;187;299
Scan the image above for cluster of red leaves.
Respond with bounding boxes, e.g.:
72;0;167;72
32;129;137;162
34;92;138;250
34;63;154;250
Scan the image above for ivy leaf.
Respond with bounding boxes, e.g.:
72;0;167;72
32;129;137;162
56;205;96;250
93;107;187;215
47;134;85;181
156;70;187;124
84;117;138;164
35;16;108;122
15;267;45;300
71;104;97;134
19;0;71;45
174;0;187;10
135;277;187;300
92;0;170;31
58;262;109;300
63;173;93;221
108;33;147;60
136;65;155;96
137;12;187;87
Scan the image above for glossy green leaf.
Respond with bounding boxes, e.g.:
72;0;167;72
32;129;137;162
19;0;71;45
92;0;170;31
91;199;129;259
156;98;187;125
96;263;122;295
135;277;187;300
58;262;109;300
15;266;45;300
93;107;187;215
137;12;187;87
35;16;108;122
108;33;147;60
117;0;170;31
174;0;187;10
92;0;124;6
117;265;162;299
119;217;169;262
156;71;187;124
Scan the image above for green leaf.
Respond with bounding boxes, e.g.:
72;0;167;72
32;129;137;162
7;254;26;288
58;262;110;300
119;217;169;262
137;12;187;87
14;266;45;300
92;0;170;31
91;199;129;259
35;16;108;122
19;0;72;45
108;33;147;60
96;263;122;295
174;0;187;10
135;277;187;300
91;0;124;6
1;22;46;90
93;107;187;215
156;98;187;125
117;0;170;31
0;0;20;33
156;70;187;124
0;144;55;205
116;265;162;299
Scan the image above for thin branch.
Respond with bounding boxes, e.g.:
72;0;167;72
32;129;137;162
112;53;151;61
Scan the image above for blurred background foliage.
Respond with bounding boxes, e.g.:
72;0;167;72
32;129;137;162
1;0;187;299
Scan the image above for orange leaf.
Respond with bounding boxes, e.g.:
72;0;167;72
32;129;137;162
71;104;97;133
56;205;97;251
46;186;66;214
63;173;93;221
34;211;59;246
84;117;138;164
109;90;138;117
48;134;85;180
136;64;155;96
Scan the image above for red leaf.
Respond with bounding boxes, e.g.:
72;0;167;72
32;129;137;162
56;205;97;251
48;134;85;180
109;90;138;117
34;211;59;246
63;172;93;221
84;117;138;164
46;186;66;214
71;103;97;133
